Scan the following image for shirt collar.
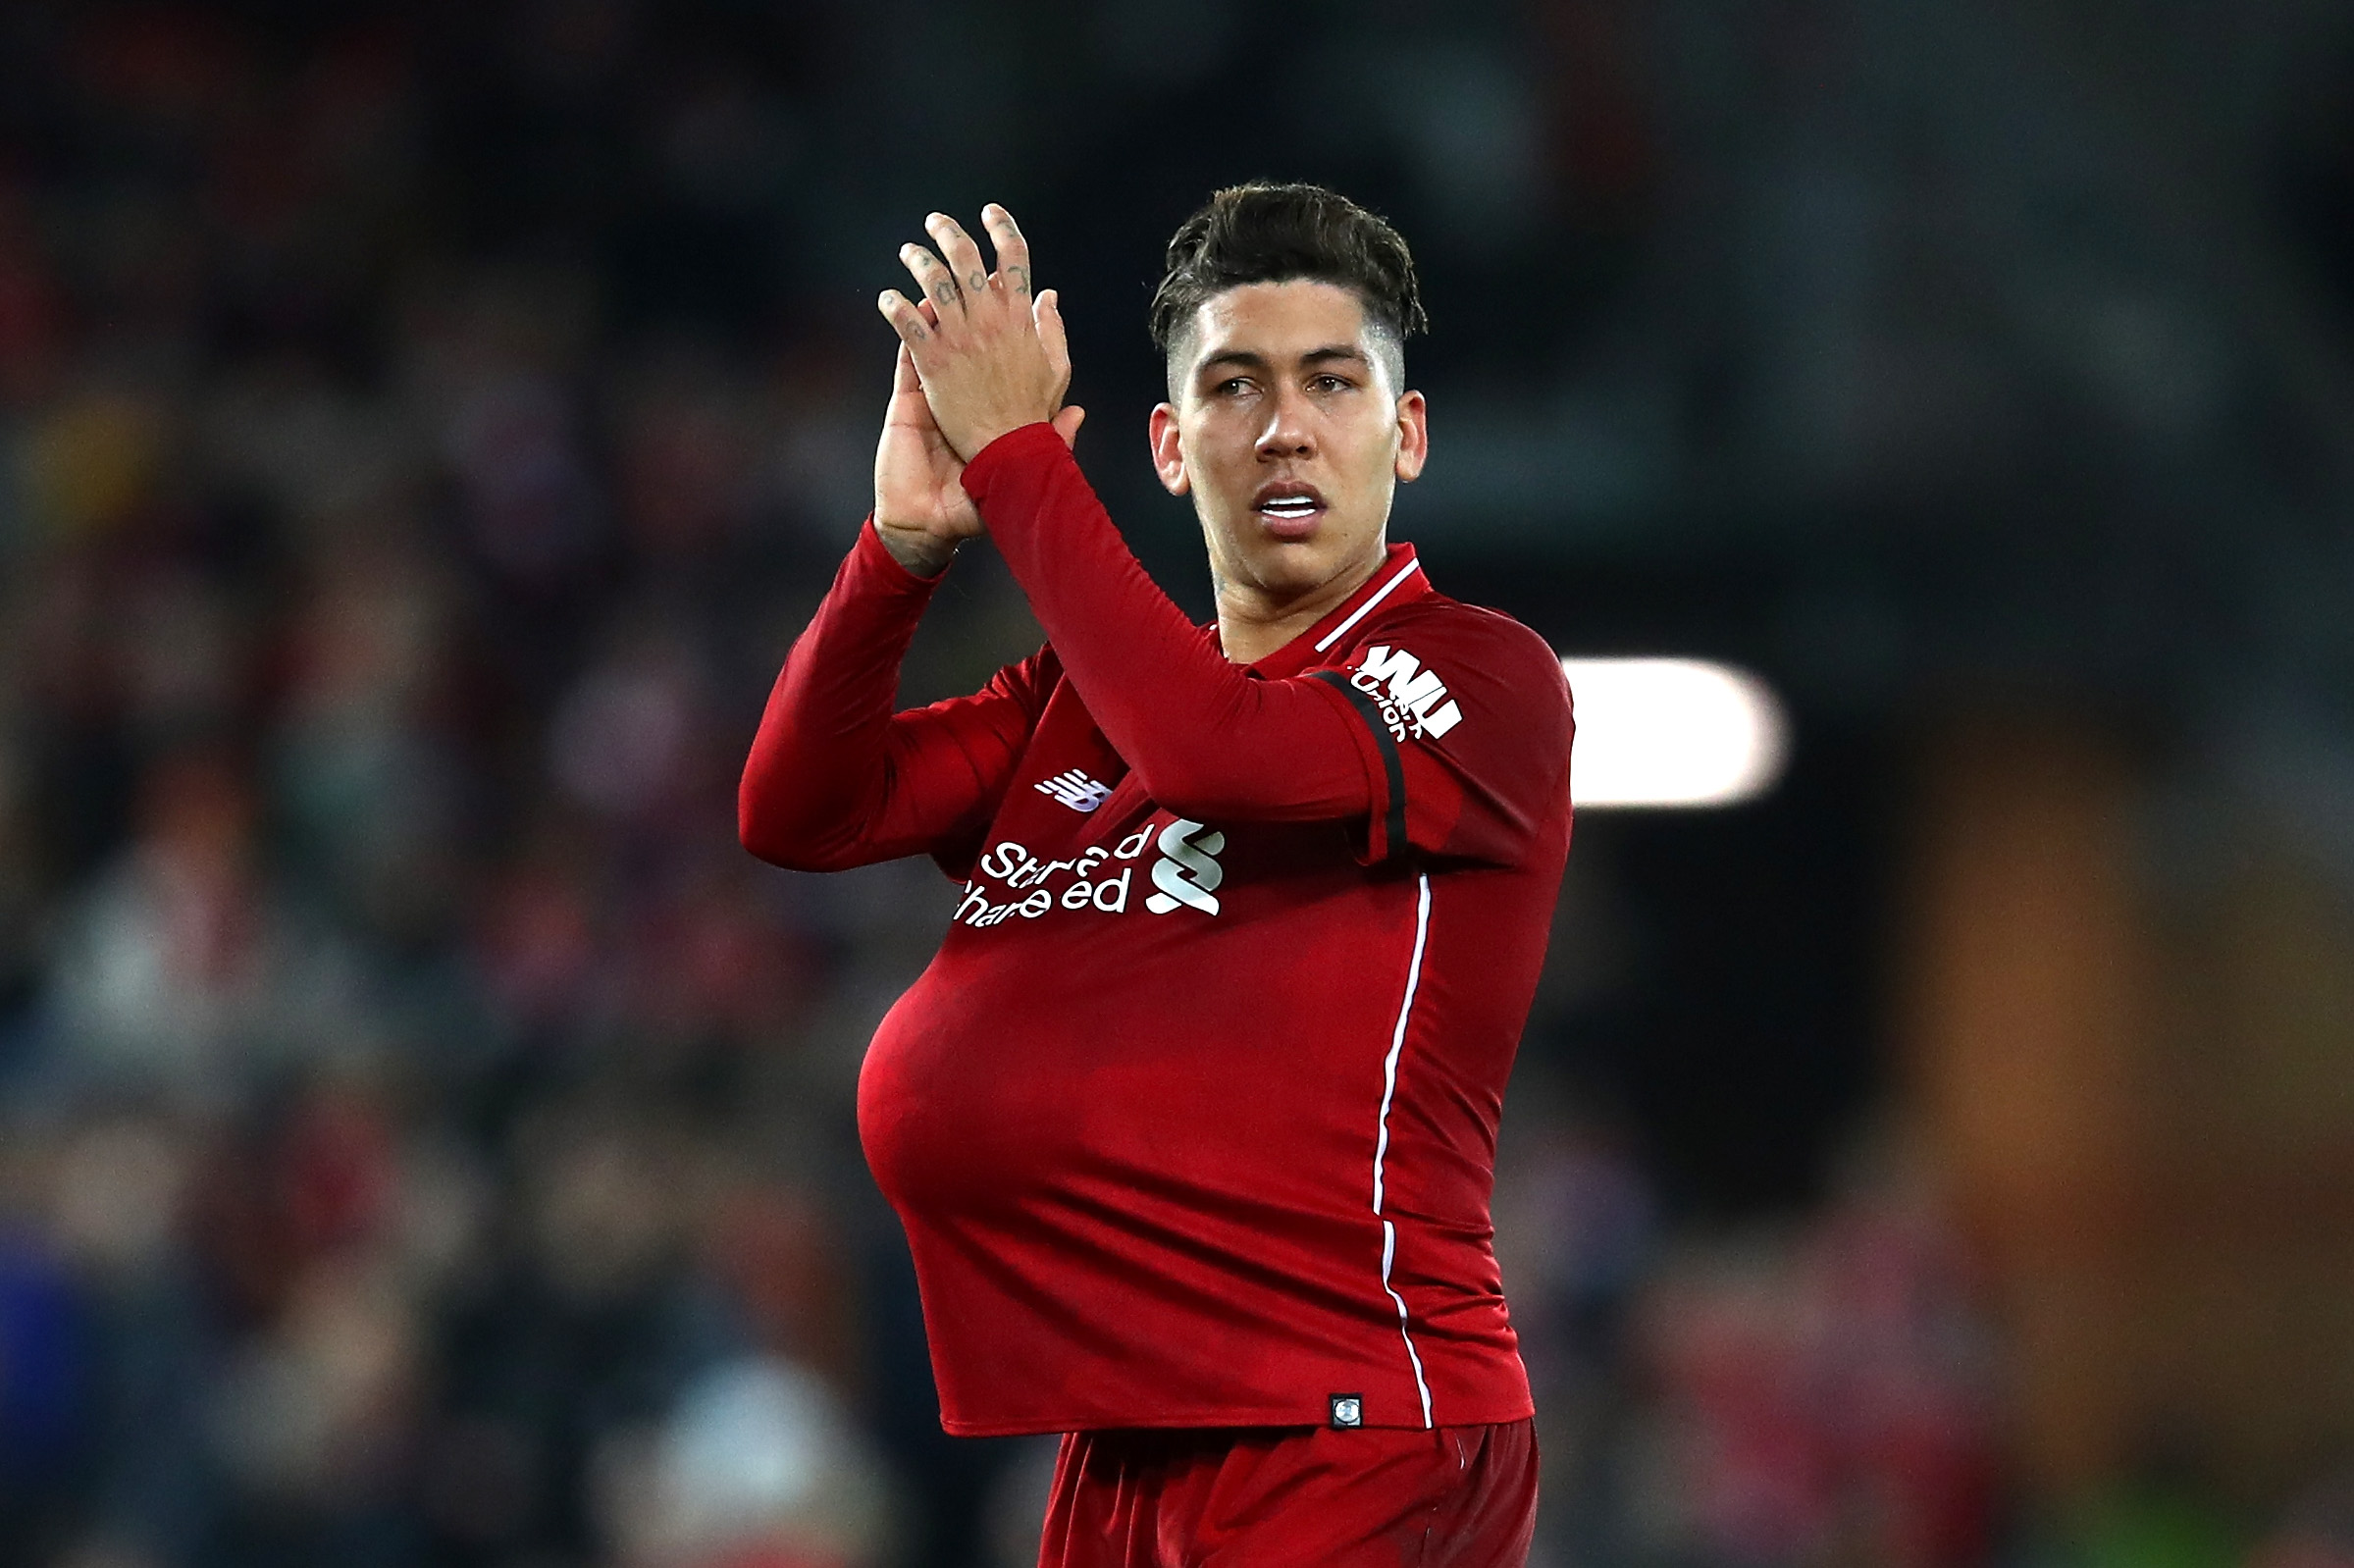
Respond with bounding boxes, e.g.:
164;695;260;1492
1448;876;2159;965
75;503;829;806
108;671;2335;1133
1246;542;1432;679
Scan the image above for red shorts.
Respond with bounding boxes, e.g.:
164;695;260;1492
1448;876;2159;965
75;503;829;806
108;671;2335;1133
1035;1419;1539;1568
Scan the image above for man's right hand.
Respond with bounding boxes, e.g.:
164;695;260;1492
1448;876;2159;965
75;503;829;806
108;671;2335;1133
872;288;1086;579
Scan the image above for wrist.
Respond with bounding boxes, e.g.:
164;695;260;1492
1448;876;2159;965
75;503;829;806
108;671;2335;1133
870;518;957;578
947;411;1055;465
957;421;1068;502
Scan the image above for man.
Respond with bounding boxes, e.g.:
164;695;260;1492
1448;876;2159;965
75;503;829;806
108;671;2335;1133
741;184;1573;1566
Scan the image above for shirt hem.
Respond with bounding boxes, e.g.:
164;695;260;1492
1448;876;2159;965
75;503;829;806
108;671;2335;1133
939;1394;1537;1439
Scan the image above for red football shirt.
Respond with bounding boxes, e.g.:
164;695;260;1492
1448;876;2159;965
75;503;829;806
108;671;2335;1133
742;424;1574;1436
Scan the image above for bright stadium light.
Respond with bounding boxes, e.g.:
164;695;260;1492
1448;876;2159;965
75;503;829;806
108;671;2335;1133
1558;657;1790;809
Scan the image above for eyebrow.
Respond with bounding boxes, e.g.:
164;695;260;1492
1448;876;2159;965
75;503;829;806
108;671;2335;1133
1194;344;1371;378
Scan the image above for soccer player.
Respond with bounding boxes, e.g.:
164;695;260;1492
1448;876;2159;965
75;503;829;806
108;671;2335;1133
741;184;1573;1566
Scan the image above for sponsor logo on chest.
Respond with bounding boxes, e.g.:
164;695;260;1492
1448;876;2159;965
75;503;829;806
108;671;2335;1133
954;818;1226;928
1348;645;1462;741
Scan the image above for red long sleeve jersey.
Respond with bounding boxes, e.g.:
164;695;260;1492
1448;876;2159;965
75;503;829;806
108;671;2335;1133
741;424;1574;1437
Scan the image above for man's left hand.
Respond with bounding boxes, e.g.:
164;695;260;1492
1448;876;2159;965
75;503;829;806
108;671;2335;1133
877;205;1079;463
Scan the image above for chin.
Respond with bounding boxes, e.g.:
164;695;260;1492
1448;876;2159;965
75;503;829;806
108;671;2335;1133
1241;538;1347;593
1209;506;1372;597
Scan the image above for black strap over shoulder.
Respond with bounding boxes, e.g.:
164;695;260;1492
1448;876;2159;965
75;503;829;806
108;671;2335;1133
1309;669;1409;861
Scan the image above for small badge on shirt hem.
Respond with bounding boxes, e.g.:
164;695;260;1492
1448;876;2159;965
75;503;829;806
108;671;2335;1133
1329;1393;1364;1430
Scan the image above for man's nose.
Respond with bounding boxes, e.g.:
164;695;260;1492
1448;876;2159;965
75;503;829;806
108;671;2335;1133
1255;385;1315;459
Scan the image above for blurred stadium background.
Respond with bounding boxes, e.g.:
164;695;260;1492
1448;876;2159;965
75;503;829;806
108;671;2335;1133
4;2;2354;1564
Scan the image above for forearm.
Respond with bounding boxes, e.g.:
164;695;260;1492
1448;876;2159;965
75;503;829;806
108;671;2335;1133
962;424;1370;820
739;520;947;869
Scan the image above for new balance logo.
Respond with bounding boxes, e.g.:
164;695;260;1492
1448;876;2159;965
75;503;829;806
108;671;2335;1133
1035;769;1113;812
1144;818;1225;916
1349;645;1463;740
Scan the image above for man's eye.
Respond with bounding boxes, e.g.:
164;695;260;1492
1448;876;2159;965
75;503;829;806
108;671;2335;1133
1310;374;1352;392
1215;378;1251;395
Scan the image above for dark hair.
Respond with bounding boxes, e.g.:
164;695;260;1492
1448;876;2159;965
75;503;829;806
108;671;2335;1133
1148;183;1428;365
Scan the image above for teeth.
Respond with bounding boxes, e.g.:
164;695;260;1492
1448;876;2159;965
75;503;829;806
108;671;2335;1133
1261;497;1318;515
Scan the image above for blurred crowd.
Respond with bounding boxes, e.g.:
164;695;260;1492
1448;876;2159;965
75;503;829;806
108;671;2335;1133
0;6;971;1563
0;5;2348;1568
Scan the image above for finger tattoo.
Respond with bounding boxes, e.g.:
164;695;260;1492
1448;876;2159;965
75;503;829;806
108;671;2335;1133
1007;265;1032;295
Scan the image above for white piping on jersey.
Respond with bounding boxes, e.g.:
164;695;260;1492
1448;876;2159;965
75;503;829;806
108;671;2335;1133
1314;556;1424;654
1371;870;1436;1430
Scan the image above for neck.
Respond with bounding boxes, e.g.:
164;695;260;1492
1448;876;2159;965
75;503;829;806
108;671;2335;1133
1214;545;1388;664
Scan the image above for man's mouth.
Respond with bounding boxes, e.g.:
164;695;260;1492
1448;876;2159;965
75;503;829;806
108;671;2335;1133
1253;485;1327;536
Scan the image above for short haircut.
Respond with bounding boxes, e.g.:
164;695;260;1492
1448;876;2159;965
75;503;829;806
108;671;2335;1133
1149;183;1427;392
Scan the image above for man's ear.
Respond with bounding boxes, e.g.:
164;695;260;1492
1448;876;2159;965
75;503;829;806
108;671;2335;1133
1393;390;1429;484
1148;403;1191;497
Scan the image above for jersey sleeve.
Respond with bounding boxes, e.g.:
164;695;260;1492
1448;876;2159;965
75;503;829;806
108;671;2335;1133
739;519;1053;874
1307;604;1575;867
959;424;1375;825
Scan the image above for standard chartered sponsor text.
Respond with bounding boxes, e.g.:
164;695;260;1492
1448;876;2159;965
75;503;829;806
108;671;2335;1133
956;819;1226;927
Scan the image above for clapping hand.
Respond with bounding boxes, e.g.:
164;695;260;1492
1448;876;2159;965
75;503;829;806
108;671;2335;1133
869;206;1083;576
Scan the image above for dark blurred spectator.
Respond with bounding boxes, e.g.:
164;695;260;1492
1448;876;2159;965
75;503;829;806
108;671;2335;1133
1625;1125;2001;1568
418;1106;741;1563
1493;1080;1661;1567
45;751;375;1108
34;1111;213;1568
